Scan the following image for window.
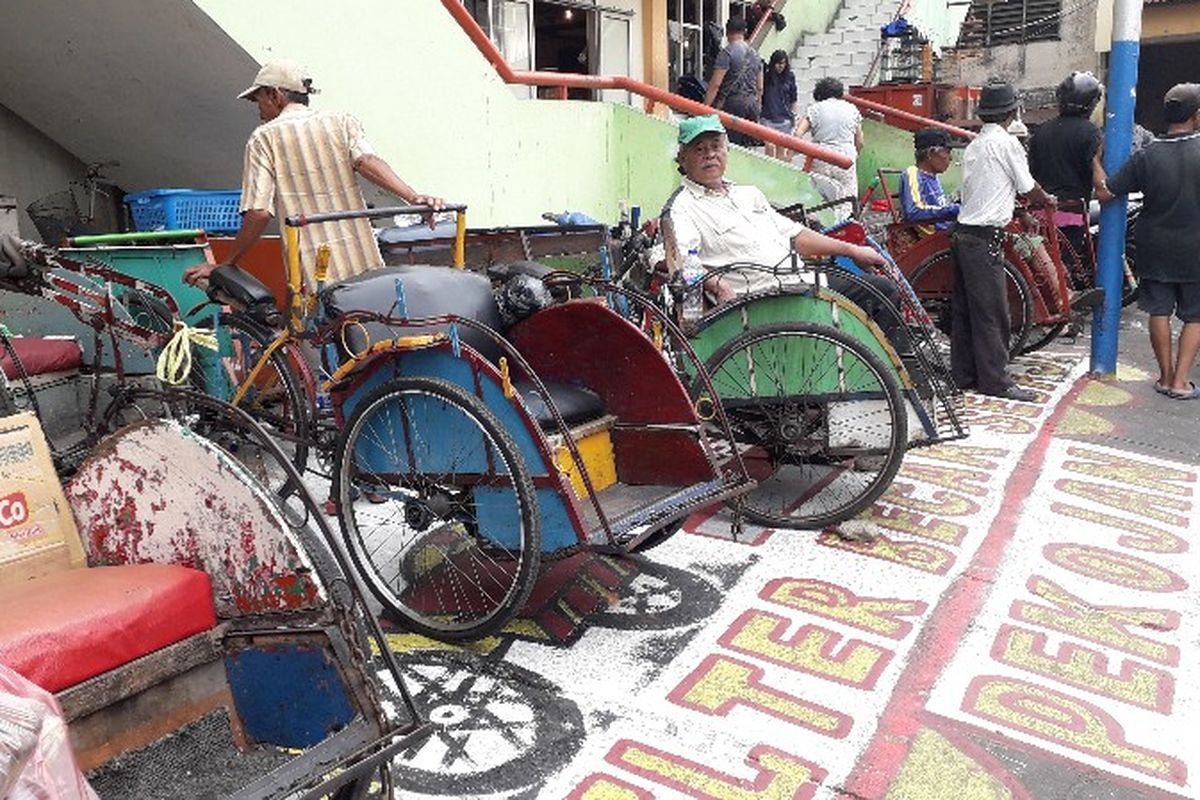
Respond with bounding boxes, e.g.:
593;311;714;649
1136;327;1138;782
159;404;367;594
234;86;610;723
469;0;635;103
956;0;1063;47
669;0;723;90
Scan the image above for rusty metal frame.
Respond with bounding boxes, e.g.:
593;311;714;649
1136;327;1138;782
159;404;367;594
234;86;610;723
101;385;431;799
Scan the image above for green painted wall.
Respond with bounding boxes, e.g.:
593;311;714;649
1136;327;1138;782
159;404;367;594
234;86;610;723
857;118;963;199
194;0;823;230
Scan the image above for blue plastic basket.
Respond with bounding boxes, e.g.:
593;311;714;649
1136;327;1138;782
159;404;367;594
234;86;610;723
125;189;243;234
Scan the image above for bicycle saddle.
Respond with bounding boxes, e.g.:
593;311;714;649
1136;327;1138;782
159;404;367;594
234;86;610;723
207;265;280;327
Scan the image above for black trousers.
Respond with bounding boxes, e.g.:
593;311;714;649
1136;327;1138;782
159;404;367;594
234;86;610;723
828;272;908;353
950;225;1012;394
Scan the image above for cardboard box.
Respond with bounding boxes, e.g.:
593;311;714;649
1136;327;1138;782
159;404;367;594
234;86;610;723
0;413;85;585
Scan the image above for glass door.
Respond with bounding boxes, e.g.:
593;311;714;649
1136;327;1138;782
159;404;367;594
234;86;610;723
669;0;715;93
597;12;631;104
497;0;534;98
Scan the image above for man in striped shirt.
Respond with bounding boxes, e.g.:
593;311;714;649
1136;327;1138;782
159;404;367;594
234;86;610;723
184;60;442;288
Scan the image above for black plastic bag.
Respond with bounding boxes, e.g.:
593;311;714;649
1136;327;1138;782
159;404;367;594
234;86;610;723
497;273;555;327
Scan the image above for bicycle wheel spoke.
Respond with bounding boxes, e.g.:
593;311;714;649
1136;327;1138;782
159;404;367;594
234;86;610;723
335;377;540;641
702;323;907;530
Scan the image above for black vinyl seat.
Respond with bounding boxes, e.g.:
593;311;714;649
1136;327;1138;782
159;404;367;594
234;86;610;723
513;379;603;427
321;265;504;360
207;265;280;327
320;265;603;429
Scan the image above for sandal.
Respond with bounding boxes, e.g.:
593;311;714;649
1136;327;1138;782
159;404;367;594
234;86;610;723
1167;382;1200;400
1154;382;1172;395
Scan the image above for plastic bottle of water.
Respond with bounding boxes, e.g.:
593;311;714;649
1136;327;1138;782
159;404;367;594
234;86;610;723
680;248;705;325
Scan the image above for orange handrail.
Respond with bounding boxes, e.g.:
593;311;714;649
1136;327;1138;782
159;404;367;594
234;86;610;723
846;94;976;140
440;0;853;169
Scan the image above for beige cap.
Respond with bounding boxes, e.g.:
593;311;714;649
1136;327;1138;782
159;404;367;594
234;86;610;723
237;59;318;100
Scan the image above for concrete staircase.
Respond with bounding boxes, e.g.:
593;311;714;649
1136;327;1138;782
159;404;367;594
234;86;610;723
791;0;902;105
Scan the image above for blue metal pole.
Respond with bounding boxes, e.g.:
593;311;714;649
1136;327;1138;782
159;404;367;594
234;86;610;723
1092;0;1143;374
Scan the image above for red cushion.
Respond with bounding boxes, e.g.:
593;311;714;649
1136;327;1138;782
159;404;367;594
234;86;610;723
0;565;217;692
0;337;83;379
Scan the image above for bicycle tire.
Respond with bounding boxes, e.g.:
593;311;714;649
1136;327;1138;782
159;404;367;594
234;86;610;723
631;519;684;552
192;312;312;477
333;376;541;642
695;322;907;530
0;377;16;417
1020;322;1067;355
909;250;1032;358
1058;225;1139;308
1003;259;1034;357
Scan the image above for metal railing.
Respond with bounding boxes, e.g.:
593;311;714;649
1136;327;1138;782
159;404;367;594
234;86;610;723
748;0;787;48
440;0;853;169
844;93;975;140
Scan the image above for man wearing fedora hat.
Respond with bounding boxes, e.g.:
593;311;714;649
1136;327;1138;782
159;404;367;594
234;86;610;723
952;81;1056;402
184;59;443;289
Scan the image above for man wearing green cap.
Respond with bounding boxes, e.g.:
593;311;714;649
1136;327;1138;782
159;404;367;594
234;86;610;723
661;115;893;323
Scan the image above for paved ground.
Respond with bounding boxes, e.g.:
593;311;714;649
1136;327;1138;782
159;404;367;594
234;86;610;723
382;312;1199;800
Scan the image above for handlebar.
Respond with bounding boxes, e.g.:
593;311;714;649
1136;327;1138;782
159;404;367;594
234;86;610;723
284;204;467;228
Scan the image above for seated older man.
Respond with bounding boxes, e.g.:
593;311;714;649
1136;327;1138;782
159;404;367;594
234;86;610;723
660;115;903;342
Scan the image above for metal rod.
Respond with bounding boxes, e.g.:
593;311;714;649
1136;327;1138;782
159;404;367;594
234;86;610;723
439;0;855;169
284;204;467;228
1091;0;1143;375
66;230;205;246
844;94;976;140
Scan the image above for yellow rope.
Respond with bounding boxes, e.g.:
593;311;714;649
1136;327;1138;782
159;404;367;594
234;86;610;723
156;322;218;385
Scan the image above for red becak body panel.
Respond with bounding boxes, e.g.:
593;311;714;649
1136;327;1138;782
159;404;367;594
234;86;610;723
0;564;217;692
0;337;83;379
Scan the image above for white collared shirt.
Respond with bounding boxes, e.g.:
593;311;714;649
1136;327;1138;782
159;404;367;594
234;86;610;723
665;176;810;294
958;123;1036;227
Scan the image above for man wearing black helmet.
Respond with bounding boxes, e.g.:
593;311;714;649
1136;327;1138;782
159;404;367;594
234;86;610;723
1029;72;1107;264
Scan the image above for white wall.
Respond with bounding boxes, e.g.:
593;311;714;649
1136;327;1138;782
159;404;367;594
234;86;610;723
0;103;88;239
194;0;641;225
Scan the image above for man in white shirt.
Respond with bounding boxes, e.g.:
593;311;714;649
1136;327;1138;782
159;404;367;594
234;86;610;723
953;82;1056;402
662;115;900;339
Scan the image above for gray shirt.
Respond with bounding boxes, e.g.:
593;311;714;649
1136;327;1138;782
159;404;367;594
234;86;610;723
805;98;862;158
713;41;762;111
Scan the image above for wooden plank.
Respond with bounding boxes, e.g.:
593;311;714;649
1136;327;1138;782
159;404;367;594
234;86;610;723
67;660;236;771
57;629;223;721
